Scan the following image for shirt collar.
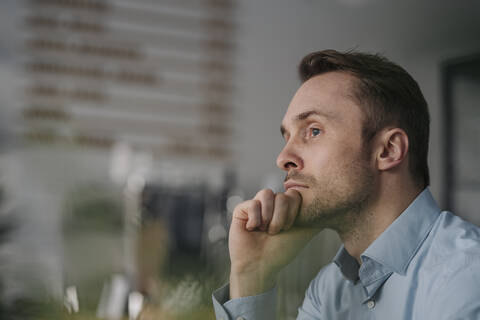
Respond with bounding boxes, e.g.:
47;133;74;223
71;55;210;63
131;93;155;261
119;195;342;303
361;188;440;275
333;246;360;283
334;188;441;290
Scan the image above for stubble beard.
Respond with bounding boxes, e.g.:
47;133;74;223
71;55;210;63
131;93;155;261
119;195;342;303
294;156;375;236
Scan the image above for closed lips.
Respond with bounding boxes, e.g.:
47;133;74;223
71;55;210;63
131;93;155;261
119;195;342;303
284;181;309;191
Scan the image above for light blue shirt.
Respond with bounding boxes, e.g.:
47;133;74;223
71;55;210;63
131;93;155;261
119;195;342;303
212;189;480;319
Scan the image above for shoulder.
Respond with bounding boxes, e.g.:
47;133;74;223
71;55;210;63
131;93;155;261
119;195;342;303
310;262;344;289
304;262;352;305
408;212;480;319
426;211;480;268
298;262;340;316
421;212;480;317
425;254;480;319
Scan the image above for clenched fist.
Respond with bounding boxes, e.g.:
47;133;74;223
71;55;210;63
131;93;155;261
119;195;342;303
228;188;322;299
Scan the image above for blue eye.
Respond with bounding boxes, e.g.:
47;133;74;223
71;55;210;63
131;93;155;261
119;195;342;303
311;128;322;136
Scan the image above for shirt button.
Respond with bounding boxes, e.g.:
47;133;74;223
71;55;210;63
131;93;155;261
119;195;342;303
236;317;246;320
367;300;375;309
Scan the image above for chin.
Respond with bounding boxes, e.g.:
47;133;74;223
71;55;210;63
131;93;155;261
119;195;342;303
300;197;314;212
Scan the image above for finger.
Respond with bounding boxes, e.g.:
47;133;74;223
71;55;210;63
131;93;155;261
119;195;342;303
268;193;289;235
233;199;262;231
283;189;302;230
254;188;275;231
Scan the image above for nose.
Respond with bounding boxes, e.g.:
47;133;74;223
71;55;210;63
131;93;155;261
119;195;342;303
276;140;304;171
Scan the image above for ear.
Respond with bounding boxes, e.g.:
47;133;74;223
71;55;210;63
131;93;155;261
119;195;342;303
376;128;409;171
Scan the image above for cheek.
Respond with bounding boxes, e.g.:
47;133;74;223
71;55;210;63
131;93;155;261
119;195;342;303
305;144;344;172
306;143;367;183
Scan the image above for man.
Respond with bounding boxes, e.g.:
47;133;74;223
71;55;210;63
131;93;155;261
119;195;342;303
212;50;480;319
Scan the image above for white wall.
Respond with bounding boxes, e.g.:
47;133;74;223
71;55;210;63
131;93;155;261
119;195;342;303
231;0;480;201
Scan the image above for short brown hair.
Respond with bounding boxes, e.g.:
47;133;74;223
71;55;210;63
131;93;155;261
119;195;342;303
299;49;430;187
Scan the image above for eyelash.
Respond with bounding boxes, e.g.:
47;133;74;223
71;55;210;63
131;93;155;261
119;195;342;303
283;126;322;142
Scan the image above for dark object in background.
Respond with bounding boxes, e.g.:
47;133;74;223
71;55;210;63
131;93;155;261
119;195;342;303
442;53;480;226
141;184;206;275
0;186;25;319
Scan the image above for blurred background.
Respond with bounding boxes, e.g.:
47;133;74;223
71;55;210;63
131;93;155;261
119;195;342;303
0;0;479;319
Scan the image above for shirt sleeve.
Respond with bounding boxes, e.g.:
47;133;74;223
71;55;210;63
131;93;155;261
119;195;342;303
212;283;277;320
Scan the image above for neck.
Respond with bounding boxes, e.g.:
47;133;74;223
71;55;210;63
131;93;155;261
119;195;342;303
337;184;424;264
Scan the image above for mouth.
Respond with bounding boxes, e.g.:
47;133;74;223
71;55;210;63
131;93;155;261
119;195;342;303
283;180;309;192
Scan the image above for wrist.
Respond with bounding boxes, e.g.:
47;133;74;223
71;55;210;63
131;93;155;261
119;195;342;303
229;267;277;299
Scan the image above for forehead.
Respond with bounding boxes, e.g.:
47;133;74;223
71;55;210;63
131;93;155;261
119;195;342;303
282;72;363;127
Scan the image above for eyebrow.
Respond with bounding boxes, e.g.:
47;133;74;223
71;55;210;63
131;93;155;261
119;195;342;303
280;109;335;137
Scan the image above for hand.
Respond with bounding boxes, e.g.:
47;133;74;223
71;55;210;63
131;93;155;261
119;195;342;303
228;188;322;299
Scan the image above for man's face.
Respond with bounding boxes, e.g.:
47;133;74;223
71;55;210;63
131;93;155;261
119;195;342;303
277;71;376;229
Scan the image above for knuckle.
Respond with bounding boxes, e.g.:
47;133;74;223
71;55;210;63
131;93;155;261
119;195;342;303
233;200;258;217
257;188;272;196
262;188;275;198
252;199;262;211
256;188;275;202
233;202;245;215
246;199;260;211
233;200;248;212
